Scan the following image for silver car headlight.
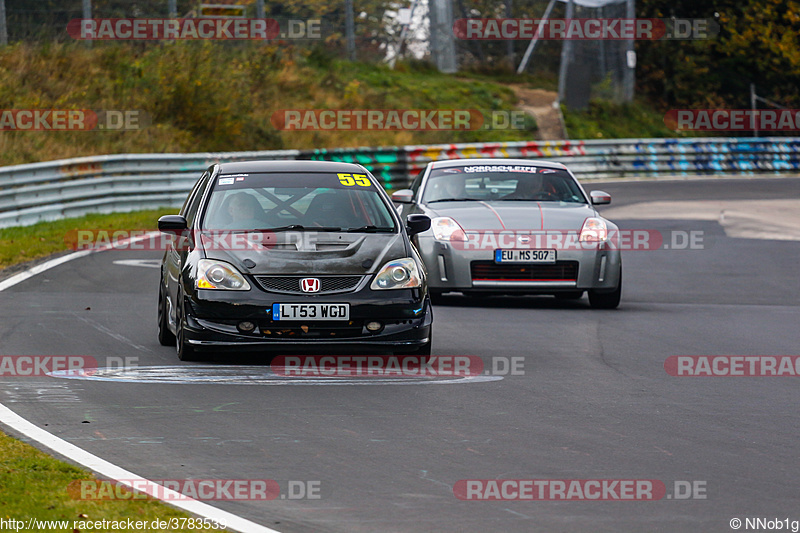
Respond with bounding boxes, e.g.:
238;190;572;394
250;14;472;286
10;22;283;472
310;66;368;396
196;259;251;290
370;258;422;290
579;217;608;242
431;217;467;241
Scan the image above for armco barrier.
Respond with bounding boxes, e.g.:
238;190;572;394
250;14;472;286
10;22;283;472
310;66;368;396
301;146;407;190
1;137;799;228
0;150;298;228
404;138;800;180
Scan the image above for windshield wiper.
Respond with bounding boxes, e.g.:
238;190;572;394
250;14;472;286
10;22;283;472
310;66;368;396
259;224;306;232
232;225;343;233
426;198;480;203
495;197;568;202
345;225;395;233
495;198;542;201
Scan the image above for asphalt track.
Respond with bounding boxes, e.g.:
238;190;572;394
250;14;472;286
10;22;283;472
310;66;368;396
1;177;799;532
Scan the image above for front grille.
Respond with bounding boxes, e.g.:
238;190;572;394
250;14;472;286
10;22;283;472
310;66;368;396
470;260;579;281
255;275;363;294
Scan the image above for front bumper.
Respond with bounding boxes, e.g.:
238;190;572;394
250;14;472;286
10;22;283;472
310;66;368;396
417;235;621;293
181;286;432;353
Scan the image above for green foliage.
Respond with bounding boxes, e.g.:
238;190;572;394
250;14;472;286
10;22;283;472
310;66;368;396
562;99;695;139
0;41;536;166
637;0;800;110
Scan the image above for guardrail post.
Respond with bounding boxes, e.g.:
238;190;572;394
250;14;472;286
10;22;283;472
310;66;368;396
1;0;9;46
345;0;356;61
82;0;92;47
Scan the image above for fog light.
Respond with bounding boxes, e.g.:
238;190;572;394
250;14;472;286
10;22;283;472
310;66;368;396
366;321;382;332
238;321;256;333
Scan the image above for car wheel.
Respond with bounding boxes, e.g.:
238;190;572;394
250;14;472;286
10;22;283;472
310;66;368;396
588;269;622;309
157;283;176;346
555;291;584;300
175;291;198;361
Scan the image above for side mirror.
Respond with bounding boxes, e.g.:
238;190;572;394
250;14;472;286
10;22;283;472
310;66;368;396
590;190;611;205
406;214;431;237
158;215;188;232
392;189;414;204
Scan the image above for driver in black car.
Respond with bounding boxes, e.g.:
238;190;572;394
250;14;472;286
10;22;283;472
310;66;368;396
224;192;265;229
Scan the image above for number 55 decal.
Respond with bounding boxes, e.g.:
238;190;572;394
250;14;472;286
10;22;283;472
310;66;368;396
338;173;371;187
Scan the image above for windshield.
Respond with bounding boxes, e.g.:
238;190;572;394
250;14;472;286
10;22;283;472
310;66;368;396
201;172;397;232
422;164;588;204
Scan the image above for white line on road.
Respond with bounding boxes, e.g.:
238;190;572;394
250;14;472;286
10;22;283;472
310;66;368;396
0;239;283;533
0;405;281;533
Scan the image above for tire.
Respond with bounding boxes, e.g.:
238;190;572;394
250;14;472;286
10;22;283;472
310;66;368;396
157;283;176;346
175;290;198;361
554;291;584;300
588;269;622;309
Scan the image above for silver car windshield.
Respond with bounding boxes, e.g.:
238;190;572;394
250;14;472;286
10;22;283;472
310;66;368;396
423;166;588;204
202;172;397;232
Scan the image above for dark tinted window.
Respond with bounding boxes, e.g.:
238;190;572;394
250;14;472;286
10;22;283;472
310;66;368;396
202;172;397;231
423;164;587;204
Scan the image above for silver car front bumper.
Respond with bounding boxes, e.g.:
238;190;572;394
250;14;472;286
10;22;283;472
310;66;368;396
417;236;621;293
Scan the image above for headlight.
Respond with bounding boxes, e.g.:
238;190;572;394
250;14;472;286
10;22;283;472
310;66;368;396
370;258;422;290
579;217;608;242
431;217;467;241
196;259;251;290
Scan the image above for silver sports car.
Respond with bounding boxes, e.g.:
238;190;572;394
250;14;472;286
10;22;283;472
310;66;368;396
392;158;622;308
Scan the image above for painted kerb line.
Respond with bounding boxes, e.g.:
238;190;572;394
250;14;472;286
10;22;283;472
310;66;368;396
0;249;283;533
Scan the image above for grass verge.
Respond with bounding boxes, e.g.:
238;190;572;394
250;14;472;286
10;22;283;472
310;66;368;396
0;208;175;271
0;432;229;531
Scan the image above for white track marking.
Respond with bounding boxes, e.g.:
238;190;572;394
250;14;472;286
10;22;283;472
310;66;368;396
113;259;162;268
0;405;281;533
602;199;800;241
0;232;161;290
48;365;503;386
0;250;93;291
0;233;283;533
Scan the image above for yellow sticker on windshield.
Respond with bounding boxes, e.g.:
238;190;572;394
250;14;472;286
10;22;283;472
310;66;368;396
337;173;371;187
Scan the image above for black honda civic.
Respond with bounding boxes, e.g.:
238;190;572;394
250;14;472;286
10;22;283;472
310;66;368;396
157;160;432;360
